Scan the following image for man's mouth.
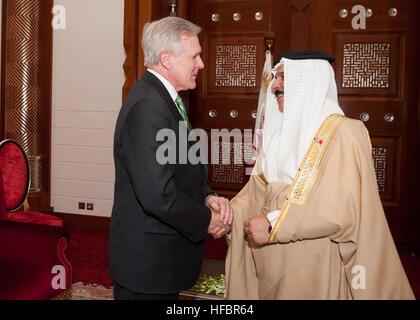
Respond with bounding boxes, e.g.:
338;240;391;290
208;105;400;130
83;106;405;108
274;89;284;98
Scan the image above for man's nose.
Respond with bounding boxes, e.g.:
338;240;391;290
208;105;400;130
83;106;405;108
273;78;282;90
197;56;205;69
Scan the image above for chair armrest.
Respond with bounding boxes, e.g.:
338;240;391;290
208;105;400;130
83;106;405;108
0;220;68;260
0;220;72;299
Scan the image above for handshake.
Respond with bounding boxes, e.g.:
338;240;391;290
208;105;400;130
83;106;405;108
205;195;234;239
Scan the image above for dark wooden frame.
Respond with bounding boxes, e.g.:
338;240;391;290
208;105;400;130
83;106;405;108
409;0;420;255
123;0;189;101
122;0;140;101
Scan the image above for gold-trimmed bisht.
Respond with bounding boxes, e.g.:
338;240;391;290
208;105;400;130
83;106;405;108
268;114;346;243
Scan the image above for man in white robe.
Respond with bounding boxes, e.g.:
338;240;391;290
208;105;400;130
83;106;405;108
225;51;414;300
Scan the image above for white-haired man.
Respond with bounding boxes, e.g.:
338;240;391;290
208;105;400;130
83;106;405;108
225;51;414;300
110;17;233;300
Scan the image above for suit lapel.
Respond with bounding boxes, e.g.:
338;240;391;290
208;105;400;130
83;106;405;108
141;71;208;180
142;71;183;124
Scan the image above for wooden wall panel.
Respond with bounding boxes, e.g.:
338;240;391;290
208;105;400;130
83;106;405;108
187;0;286;193
205;36;264;95
313;0;418;243
290;0;313;50
333;32;402;98
123;0;420;245
122;0;139;101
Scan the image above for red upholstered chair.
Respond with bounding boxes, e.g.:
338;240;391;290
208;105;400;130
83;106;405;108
0;139;72;299
0;220;72;299
0;139;62;227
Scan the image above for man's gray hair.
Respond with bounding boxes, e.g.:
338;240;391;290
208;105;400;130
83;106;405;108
142;17;201;67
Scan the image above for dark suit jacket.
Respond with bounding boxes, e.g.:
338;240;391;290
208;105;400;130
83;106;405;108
109;71;214;294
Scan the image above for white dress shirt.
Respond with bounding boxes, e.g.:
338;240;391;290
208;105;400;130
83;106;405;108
147;68;178;104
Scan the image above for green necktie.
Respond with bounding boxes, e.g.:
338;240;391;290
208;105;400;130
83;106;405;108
175;95;192;130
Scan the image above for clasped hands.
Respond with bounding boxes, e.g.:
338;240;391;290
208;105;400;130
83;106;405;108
205;195;233;239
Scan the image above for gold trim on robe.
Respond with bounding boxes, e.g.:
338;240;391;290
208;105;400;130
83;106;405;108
269;114;345;243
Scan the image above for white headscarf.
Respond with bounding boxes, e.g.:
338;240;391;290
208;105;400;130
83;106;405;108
262;58;344;184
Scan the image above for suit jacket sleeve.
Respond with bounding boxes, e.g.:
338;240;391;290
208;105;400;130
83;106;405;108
202;181;215;199
120;98;211;244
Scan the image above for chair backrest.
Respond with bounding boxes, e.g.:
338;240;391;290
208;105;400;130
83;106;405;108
0;140;30;212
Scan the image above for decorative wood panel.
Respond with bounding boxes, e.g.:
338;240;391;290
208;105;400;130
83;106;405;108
215;44;257;87
212;151;244;184
209;131;253;188
370;137;397;203
206;36;264;95
342;42;390;89
372;146;387;193
333;33;402;97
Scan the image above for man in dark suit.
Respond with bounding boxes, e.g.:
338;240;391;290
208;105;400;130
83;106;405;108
109;17;233;300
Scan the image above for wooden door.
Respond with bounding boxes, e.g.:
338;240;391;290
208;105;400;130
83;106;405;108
124;0;419;245
185;0;418;243
307;0;418;243
187;0;291;198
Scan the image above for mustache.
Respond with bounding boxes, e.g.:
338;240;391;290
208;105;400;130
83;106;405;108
274;89;284;98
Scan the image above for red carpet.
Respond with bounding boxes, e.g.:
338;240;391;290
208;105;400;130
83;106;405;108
203;234;228;260
399;251;420;300
66;228;113;287
66;227;419;299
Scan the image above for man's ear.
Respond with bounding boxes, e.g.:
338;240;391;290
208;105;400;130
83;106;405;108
160;51;171;70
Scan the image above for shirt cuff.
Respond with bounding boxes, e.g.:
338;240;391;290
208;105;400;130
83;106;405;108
266;210;281;228
206;192;218;198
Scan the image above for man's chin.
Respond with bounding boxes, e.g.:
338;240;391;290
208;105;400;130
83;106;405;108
189;82;197;90
278;102;284;113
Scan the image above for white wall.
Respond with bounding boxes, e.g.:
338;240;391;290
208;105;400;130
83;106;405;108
52;0;125;217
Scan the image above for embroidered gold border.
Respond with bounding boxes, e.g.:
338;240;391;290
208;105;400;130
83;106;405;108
268;114;346;243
